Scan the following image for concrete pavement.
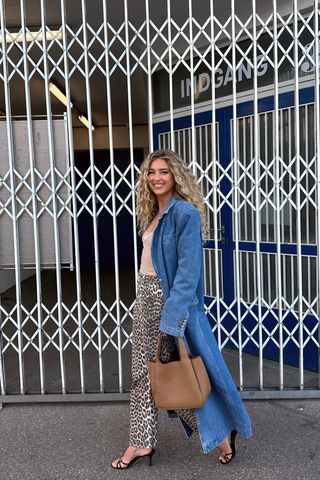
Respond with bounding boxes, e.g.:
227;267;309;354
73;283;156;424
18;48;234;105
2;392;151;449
0;399;320;480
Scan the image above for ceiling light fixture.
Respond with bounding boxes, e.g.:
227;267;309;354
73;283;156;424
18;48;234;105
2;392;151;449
49;82;95;131
78;114;95;131
0;29;63;44
49;82;73;108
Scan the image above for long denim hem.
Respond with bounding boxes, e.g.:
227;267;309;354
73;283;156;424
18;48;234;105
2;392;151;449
200;426;253;454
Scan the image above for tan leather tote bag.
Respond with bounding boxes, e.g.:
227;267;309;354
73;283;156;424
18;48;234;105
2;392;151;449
148;336;211;410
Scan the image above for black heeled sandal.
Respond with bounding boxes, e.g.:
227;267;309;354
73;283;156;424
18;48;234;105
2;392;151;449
111;448;155;470
219;430;237;465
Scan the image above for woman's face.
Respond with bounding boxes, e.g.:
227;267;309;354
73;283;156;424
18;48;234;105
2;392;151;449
147;158;175;199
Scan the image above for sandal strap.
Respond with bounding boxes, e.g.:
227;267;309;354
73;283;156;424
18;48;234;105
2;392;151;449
220;451;233;463
116;458;129;469
222;457;232;464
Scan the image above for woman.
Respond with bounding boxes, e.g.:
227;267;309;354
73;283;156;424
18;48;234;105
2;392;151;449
111;149;252;469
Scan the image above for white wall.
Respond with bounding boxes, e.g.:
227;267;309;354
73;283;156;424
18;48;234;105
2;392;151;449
73;125;149;151
0;270;35;295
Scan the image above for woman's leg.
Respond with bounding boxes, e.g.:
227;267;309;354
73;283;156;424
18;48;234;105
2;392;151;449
112;275;163;468
218;437;232;460
217;430;238;464
128;288;158;449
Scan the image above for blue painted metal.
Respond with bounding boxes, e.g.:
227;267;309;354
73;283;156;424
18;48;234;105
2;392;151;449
153;85;318;371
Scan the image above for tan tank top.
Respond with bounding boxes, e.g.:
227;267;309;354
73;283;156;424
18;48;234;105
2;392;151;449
140;230;157;276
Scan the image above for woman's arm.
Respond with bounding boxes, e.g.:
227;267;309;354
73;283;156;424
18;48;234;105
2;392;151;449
159;205;202;337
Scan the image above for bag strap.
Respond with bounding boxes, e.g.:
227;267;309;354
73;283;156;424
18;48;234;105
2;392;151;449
155;335;189;363
177;337;189;360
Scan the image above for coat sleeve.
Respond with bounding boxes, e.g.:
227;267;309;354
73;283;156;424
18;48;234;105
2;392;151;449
159;205;202;337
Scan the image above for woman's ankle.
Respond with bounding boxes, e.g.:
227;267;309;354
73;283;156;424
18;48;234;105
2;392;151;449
218;437;232;455
126;446;152;455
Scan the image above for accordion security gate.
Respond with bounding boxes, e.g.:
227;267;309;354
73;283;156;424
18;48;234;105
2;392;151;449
0;0;320;404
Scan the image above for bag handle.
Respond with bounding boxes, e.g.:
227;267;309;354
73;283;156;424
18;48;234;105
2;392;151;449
155;335;189;363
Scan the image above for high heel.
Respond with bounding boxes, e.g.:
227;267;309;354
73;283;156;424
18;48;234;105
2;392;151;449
219;430;237;465
111;448;155;470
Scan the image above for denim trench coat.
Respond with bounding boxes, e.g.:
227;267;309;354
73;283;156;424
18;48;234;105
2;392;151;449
150;196;252;453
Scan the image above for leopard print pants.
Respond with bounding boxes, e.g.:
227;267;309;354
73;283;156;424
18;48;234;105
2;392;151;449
129;272;198;448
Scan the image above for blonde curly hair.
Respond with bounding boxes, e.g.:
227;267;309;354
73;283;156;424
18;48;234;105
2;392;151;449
136;149;207;238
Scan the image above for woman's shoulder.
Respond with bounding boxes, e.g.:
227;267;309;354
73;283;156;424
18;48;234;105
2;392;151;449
171;199;201;227
173;199;200;216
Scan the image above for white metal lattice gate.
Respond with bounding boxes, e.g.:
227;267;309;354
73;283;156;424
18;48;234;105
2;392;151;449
0;0;320;404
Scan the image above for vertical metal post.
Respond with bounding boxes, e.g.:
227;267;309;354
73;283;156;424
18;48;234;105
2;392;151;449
0;0;25;394
0;20;4;396
188;0;196;176
293;0;304;390
145;0;154;153
231;0;243;390
80;0;104;392
103;0;123;393
252;0;263;390
0;298;6;395
167;0;175;149
273;0;284;390
314;0;320;385
59;0;82;393
209;0;222;348
20;0;45;394
123;0;139;294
